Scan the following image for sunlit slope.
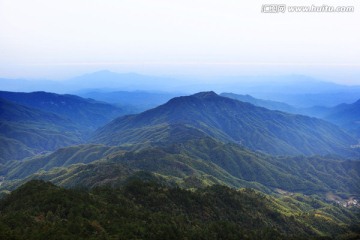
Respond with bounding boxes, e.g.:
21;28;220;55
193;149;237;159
3;138;359;195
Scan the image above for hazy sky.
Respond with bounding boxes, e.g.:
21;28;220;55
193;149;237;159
0;0;359;84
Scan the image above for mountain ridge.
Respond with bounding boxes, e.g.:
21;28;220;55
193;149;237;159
91;91;357;156
1;179;358;239
2;137;359;196
0;91;129;132
0;98;82;163
220;92;297;113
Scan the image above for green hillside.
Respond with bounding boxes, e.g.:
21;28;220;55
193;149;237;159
0;180;358;240
2;137;359;197
1;144;124;180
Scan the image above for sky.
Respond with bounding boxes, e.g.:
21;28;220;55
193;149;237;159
0;0;359;84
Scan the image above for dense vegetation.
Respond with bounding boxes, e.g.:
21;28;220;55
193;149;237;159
0;180;359;240
1;90;359;239
2;137;359;197
91;92;357;156
221;93;360;139
1;144;124;180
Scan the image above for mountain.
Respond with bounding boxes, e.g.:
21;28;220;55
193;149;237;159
220;92;297;113
2;72;360;104
91;91;357;156
219;93;360;139
239;76;360;107
0;71;181;93
324;99;360;138
1;144;124;180
0;91;129;132
0;98;82;163
0;139;265;191
0;180;359;239
1;72;359;108
268;92;360;108
67;70;181;91
78;90;181;111
215;75;360;95
295;99;360;139
182;75;360;107
4;137;359;196
0;78;67;93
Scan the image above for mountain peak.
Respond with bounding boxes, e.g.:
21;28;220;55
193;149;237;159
191;91;218;99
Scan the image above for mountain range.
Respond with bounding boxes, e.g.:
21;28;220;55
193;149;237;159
0;91;131;163
3;137;359;196
1;71;360;107
222;92;360;139
1;89;360;239
220;92;298;113
91;91;357;156
0;91;129;132
320;100;360;138
0;98;82;163
78;90;180;111
1;90;359;195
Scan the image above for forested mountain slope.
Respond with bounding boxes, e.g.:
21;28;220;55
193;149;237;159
92;92;356;156
0;98;82;163
2;137;359;196
0;91;128;131
0;180;358;240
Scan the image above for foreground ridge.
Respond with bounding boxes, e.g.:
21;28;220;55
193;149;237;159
0;180;359;239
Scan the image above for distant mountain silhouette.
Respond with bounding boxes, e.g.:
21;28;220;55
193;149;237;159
220;92;297;113
68;70;179;91
1;72;360;106
78;90;180;111
294;99;360;138
324;99;360;138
